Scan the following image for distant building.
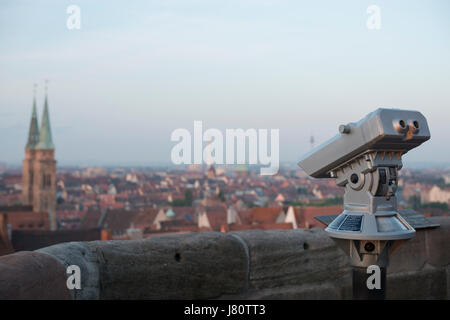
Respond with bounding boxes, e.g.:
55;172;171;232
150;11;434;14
207;165;216;179
422;185;450;205
235;164;249;178
22;88;57;228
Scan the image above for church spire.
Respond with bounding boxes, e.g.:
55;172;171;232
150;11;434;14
25;84;40;150
36;80;55;150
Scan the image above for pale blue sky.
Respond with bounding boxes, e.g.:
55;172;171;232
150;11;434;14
0;0;449;166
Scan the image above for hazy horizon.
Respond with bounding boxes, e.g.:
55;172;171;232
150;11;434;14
1;159;449;171
1;0;449;166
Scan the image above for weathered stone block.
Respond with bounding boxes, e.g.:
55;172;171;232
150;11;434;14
389;229;427;274
387;266;447;299
425;217;450;268
38;241;102;299
0;251;71;300
40;233;248;300
231;228;351;293
96;232;248;299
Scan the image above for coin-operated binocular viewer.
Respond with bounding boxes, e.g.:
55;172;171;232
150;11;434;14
298;108;430;299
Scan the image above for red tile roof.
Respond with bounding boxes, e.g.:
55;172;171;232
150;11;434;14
133;208;160;229
294;206;342;228
203;207;227;231
81;210;102;229
248;207;283;224
5;211;50;230
102;210;139;235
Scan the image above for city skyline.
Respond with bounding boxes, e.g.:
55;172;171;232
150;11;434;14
1;0;450;166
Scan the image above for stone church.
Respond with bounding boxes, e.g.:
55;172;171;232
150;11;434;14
22;88;56;217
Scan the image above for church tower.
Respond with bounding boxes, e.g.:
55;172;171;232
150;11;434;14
22;85;40;206
33;86;57;214
22;84;57;218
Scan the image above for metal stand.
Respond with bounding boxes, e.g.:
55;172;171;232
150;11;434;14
297;108;431;301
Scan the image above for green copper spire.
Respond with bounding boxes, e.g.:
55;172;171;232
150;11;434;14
25;84;40;150
36;82;55;150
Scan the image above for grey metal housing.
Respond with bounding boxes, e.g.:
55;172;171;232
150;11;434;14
298;108;430;179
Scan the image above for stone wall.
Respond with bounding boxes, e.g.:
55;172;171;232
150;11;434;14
0;216;448;300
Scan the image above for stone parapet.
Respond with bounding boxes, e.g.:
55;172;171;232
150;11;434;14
0;217;448;299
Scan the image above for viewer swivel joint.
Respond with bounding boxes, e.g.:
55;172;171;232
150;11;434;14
298;108;431;299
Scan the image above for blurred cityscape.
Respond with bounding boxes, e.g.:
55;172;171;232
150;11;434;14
0;91;449;257
1;159;449;256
